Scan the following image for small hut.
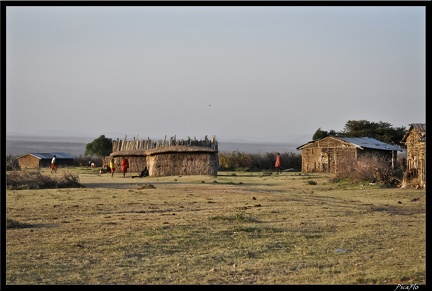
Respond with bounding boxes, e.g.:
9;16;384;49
107;135;219;177
16;152;75;169
400;123;426;188
296;136;403;174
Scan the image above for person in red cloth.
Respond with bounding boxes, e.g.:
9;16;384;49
50;155;57;174
121;157;129;178
275;152;282;174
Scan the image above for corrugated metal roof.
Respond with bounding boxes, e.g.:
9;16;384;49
296;136;404;151
337;137;403;151
23;152;75;159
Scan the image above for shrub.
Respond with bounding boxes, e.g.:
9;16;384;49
333;153;403;186
5;154;20;171
6;170;83;190
218;151;301;172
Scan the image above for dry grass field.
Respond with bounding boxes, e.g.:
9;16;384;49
5;167;426;285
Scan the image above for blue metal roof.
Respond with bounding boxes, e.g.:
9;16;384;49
337;137;403;151
26;152;75;159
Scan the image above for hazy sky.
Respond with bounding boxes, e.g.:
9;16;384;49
5;5;426;142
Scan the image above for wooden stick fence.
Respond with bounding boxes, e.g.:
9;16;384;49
112;135;218;152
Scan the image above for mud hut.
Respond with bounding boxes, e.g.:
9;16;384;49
146;146;218;176
107;135;219;177
296;136;403;174
16;152;75;169
400;123;426;188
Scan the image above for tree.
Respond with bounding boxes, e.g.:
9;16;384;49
312;128;328;141
339;120;406;145
85;135;113;157
313;128;338;141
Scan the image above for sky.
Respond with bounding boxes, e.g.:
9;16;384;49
5;4;426;143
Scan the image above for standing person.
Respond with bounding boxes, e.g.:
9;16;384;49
109;158;116;177
51;155;57;174
275;152;282;174
121;156;129;178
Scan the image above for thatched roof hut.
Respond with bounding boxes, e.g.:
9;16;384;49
107;135;219;177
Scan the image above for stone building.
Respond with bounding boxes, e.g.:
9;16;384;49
400;123;426;188
296;136;403;174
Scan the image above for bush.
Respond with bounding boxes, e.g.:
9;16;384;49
6;170;84;190
218;151;301;172
332;153;403;186
5;154;20;171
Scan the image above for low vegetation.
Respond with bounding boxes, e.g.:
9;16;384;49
6;170;83;190
331;153;405;187
7;150;405;189
5;167;425;285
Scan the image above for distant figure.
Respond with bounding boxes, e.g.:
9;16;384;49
132;167;149;178
275;152;282;174
88;160;91;167
121;157;129;178
51;155;57;174
100;164;111;174
109;158;116;177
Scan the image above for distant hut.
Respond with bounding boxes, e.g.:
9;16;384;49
107;135;219;177
296;136;403;174
16;152;75;169
400;123;426;188
146;146;218;176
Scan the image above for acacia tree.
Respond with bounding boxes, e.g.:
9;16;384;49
312;128;328;141
312;128;337;141
339;120;406;145
85;135;113;157
314;120;406;145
